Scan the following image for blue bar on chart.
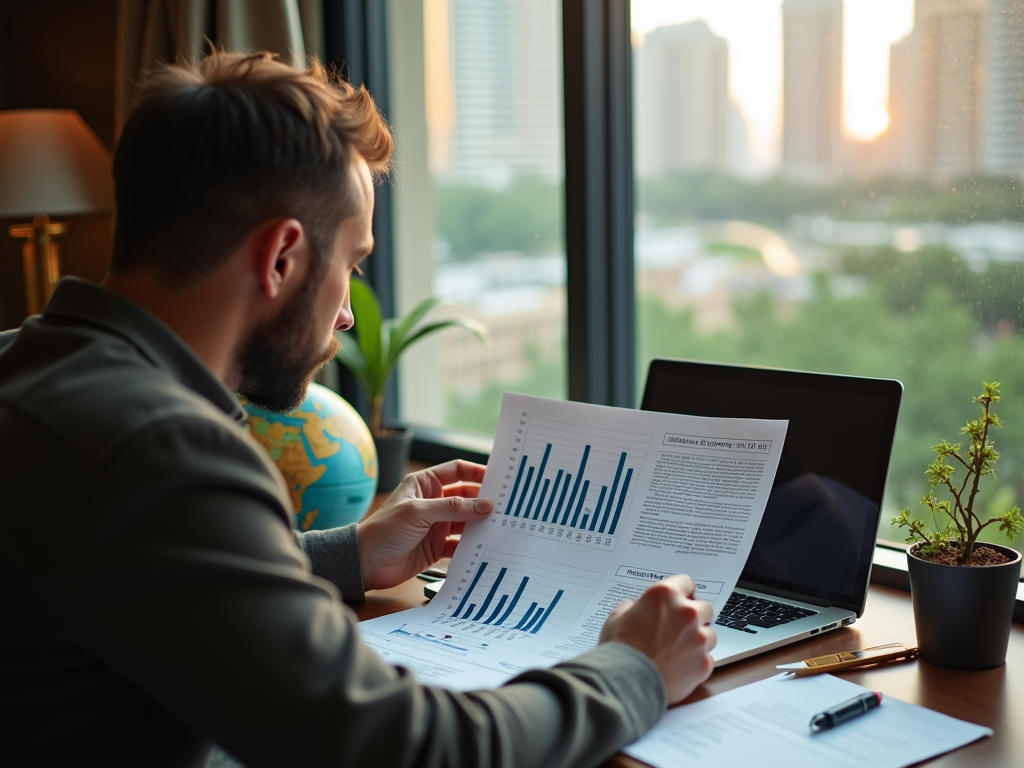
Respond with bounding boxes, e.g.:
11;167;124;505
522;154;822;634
523;444;551;518
608;468;633;535
541;469;563;522
513;467;534;517
528;589;564;634
472;567;508;620
451;560;564;634
504;457;528;516
599;452;626;533
451;561;488;618
587;486;608;532
503;441;635;534
569;480;590;528
560;446;590;526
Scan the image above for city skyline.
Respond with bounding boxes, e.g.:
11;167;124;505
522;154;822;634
631;0;913;173
424;0;1018;184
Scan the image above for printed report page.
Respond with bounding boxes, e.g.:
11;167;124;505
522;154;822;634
359;393;788;689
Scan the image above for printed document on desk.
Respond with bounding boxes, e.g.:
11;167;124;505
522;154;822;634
624;673;992;768
359;393;787;689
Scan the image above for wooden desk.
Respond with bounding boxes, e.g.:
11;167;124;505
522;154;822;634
352;577;1023;767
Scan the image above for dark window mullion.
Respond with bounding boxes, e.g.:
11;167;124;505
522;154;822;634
563;0;636;408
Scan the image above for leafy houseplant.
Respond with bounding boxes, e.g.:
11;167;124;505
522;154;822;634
892;382;1022;669
335;278;488;489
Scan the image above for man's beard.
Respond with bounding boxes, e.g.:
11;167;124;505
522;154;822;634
236;271;341;413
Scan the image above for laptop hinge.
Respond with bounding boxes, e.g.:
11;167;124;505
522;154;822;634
735;580;834;608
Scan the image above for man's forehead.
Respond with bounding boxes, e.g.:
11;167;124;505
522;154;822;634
350;153;374;210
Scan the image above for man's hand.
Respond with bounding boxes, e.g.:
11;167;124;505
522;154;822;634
357;460;492;592
598;574;716;704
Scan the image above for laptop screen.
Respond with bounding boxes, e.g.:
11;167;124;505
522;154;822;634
640;359;903;614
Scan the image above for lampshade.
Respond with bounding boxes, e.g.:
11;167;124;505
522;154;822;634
0;110;114;218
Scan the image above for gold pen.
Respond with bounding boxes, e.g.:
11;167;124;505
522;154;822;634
777;643;918;676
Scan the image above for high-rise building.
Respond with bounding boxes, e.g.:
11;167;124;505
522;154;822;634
634;20;731;178
984;0;1024;175
781;0;843;179
885;31;919;175
434;0;563;185
887;0;989;178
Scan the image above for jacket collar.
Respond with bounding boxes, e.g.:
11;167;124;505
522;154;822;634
43;277;245;422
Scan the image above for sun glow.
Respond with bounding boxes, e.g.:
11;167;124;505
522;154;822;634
846;108;890;141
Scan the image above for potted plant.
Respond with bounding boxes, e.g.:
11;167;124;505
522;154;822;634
892;382;1023;670
335;277;488;491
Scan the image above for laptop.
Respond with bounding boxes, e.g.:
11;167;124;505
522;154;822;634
640;359;903;666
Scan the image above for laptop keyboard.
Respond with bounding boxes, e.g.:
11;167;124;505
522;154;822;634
715;592;818;634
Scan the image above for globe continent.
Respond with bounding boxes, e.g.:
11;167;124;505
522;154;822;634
244;383;378;530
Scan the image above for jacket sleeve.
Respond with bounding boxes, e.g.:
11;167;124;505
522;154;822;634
68;416;666;768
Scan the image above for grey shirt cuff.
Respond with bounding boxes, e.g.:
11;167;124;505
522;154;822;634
296;524;365;602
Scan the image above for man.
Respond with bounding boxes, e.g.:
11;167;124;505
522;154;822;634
0;52;715;767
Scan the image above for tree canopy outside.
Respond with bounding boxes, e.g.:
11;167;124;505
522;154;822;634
436;172;1024;549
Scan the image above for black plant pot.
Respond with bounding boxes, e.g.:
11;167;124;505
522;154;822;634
374;428;414;493
907;542;1022;670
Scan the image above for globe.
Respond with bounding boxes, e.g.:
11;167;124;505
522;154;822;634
244;383;378;531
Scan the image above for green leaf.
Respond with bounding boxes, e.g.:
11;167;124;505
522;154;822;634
347;279;386;401
390;318;490;366
999;506;1024;540
388;296;445;354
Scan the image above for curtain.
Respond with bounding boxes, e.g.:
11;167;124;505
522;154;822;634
115;0;324;132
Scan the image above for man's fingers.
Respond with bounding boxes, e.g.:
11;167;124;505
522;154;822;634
442;481;481;498
696;599;714;625
607;599;634;622
661;573;696;599
415;494;493;522
704;625;718;651
442;537;461;559
428;459;487;487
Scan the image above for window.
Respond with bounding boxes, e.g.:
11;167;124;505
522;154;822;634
631;0;1023;548
383;0;1022;553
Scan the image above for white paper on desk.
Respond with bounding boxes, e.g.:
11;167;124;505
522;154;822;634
624;673;992;768
359;393;787;690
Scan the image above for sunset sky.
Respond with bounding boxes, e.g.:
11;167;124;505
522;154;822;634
631;0;915;172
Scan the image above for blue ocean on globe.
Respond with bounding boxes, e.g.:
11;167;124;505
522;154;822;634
244;383;378;530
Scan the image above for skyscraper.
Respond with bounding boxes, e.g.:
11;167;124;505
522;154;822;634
984;0;1024;175
887;0;989;178
781;0;843;179
634;20;732;177
435;0;563;185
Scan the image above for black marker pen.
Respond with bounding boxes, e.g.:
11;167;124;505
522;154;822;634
810;691;882;731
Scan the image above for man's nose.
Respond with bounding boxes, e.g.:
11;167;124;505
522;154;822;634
335;305;354;332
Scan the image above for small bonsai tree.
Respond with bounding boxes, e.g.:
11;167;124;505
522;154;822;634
893;382;1023;564
335;278;488;437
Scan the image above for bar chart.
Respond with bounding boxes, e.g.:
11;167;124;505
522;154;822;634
493;415;651;549
440;548;600;638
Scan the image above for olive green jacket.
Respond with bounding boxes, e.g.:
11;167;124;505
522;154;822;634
0;278;665;768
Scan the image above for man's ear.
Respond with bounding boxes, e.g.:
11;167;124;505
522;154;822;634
255;218;307;299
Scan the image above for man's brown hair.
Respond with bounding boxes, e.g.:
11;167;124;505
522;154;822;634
111;50;393;286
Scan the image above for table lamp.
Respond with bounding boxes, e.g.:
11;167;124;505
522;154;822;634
0;110;114;316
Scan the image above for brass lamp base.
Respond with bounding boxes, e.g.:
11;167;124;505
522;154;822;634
8;214;67;317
